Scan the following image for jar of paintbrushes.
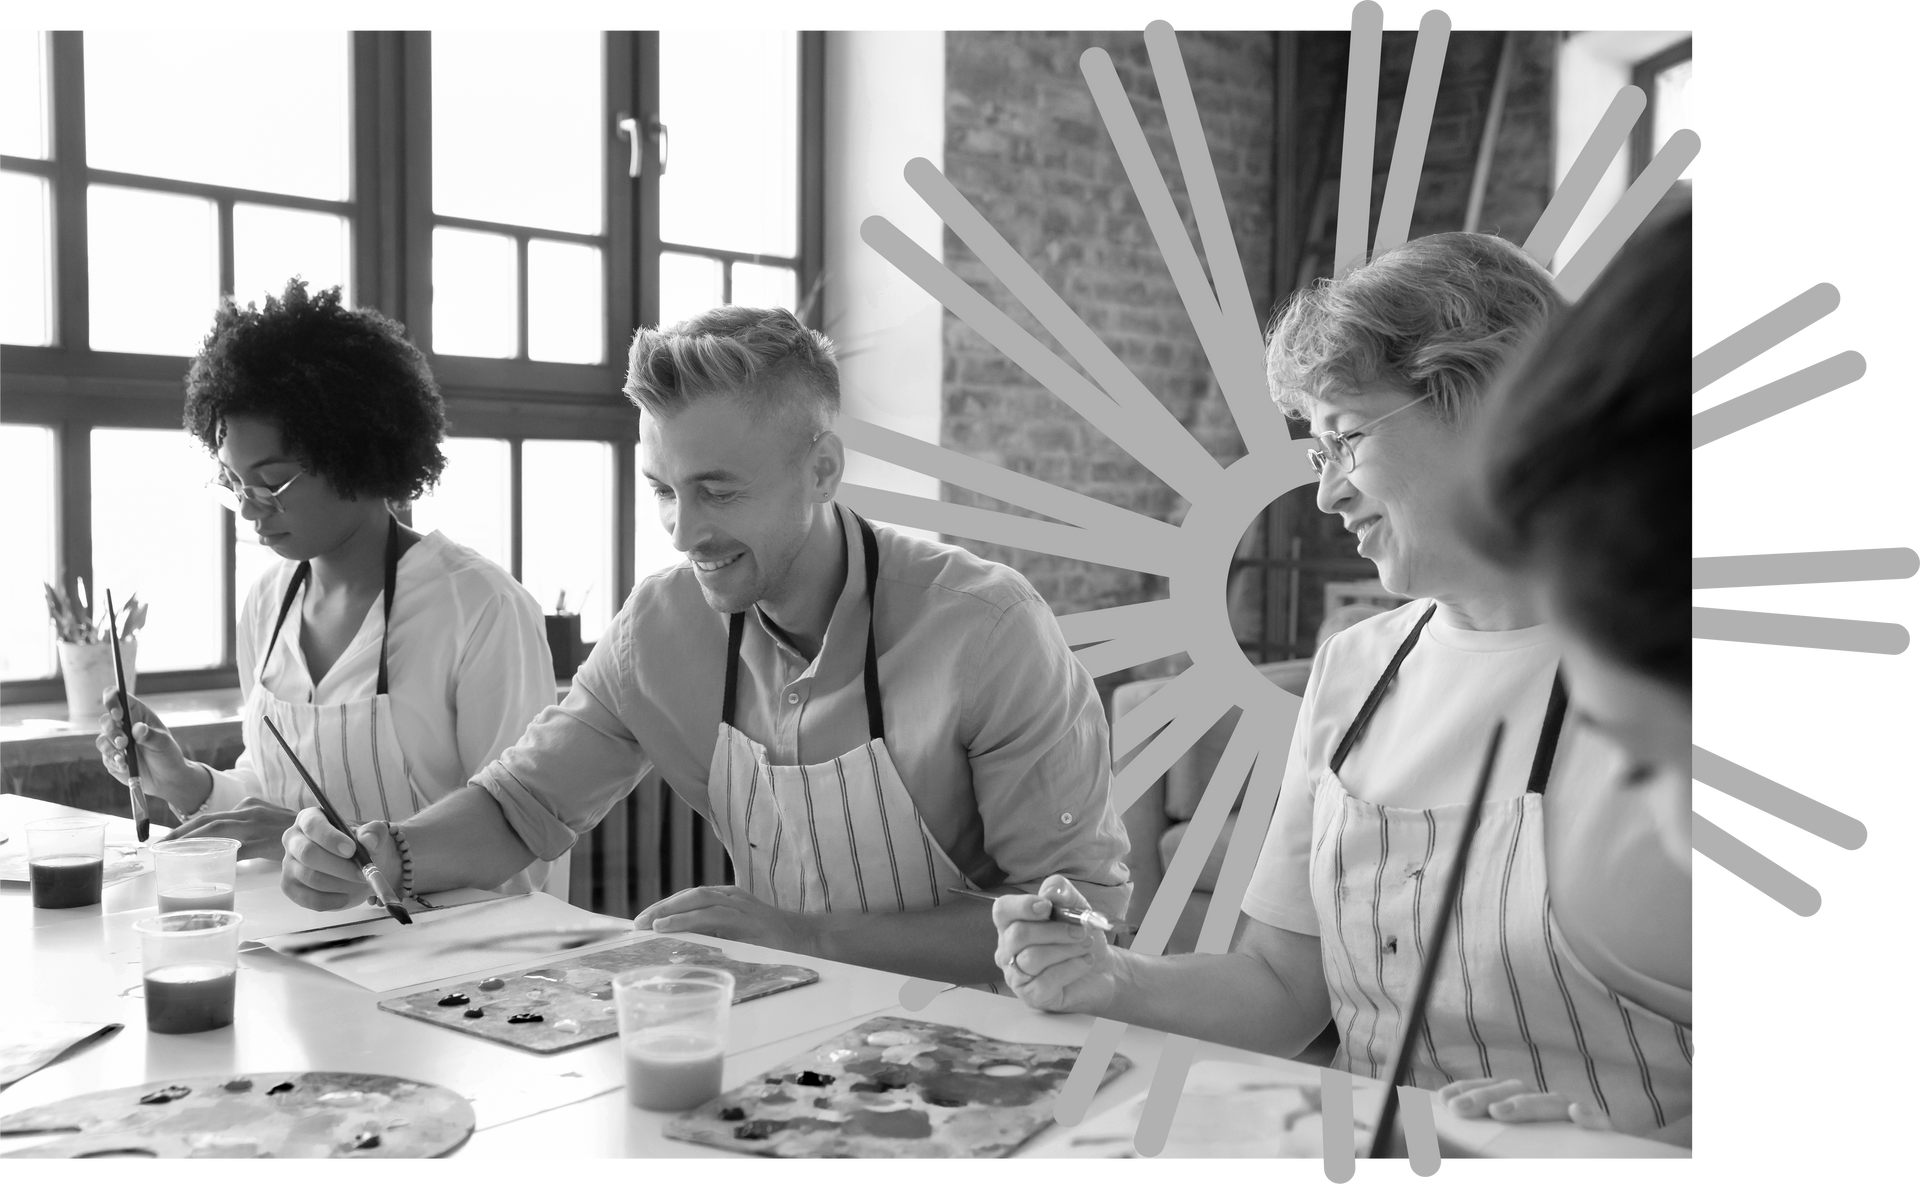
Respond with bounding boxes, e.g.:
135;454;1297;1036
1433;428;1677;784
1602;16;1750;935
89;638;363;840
46;578;145;730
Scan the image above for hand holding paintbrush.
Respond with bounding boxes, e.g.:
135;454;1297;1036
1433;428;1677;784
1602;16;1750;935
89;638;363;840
103;591;152;845
260;717;412;926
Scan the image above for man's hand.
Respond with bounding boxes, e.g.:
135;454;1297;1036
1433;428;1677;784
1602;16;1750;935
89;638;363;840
634;885;821;957
279;807;400;912
169;797;300;861
991;874;1122;1014
1437;1078;1614;1130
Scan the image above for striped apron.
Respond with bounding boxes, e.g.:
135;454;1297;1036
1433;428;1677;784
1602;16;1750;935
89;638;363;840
706;513;1006;993
1309;605;1692;1136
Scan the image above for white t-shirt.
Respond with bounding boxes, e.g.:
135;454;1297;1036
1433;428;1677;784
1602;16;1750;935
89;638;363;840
1241;598;1613;936
206;531;556;819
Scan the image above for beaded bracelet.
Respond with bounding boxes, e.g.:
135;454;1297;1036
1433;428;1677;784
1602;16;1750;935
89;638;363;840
390;824;416;898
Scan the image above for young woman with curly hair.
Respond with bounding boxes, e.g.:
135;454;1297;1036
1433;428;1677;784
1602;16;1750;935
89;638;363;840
96;280;558;894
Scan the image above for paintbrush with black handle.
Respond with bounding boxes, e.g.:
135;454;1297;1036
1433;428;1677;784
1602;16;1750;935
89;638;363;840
104;590;151;845
1367;719;1506;1160
260;715;411;926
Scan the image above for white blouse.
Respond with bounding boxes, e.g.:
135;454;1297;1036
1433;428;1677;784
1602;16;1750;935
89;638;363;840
205;531;556;824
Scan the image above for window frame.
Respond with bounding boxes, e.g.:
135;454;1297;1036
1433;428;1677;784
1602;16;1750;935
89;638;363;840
1;30;825;703
1629;37;1691;182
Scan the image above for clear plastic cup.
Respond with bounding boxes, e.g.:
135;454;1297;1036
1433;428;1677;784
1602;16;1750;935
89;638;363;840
26;817;107;909
133;910;242;1034
613;966;734;1111
152;837;240;913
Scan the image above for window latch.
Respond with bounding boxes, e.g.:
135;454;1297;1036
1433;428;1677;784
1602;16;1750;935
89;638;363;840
616;113;669;179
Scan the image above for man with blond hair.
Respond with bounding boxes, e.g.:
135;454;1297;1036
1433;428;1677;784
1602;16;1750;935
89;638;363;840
278;306;1130;988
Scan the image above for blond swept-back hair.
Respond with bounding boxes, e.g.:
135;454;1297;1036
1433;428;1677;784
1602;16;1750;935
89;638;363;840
1266;232;1563;423
624;306;839;434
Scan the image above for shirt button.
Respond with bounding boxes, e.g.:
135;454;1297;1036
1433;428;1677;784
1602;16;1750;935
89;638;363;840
1060;812;1073;825
787;693;800;705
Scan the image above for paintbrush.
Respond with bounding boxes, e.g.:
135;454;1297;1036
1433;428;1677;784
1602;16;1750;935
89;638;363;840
103;591;151;845
260;715;412;926
1367;720;1506;1160
947;886;1116;934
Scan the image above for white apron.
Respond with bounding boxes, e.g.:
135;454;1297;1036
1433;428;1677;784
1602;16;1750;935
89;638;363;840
1309;604;1692;1137
706;513;1006;993
244;517;544;895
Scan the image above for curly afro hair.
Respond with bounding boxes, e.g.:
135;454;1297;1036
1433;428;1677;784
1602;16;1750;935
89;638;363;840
183;279;447;503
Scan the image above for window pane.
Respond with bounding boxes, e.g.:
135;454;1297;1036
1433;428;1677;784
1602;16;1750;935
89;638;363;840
658;251;722;330
233;204;352;311
731;263;798;315
1653;58;1693;182
432;32;603;234
409;437;511;574
1;31;47;159
1;425;58;680
432;227;517;358
659;31;798;256
527;239;603;364
91;429;224;672
2;171;52;346
89;185;217;356
523;441;613;641
635;444;686;585
84;32;349;200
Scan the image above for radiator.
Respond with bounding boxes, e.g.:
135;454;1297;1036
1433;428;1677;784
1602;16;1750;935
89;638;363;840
568;770;732;919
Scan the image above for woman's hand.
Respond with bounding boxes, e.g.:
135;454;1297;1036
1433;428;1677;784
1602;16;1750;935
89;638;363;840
169;797;299;861
634;885;821;957
991;874;1122;1014
1437;1078;1615;1130
95;688;212;815
279;808;399;912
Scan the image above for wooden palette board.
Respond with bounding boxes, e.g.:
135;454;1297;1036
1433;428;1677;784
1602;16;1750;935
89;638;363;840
0;1071;473;1159
377;936;819;1054
665;1016;1133;1158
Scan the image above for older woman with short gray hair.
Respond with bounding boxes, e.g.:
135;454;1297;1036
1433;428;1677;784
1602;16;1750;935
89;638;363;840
987;231;1691;1143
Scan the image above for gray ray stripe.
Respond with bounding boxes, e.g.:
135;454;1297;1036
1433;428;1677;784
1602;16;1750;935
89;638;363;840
1614;994;1666;1129
1540;890;1608;1114
798;763;832;912
1692;351;1866;448
1691;745;1868;849
865;746;906;911
1496;815;1548;1092
834;758;870;913
1365;808;1394;1081
1692;548;1918;589
1692;283;1838;393
1412;811;1444;1079
1693;606;1908;655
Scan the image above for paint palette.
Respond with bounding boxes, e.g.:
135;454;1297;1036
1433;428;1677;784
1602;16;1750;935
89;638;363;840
665;1016;1133;1158
0;1071;473;1159
378;936;819;1053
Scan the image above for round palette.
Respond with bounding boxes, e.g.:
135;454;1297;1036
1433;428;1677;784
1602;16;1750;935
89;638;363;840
0;1071;474;1159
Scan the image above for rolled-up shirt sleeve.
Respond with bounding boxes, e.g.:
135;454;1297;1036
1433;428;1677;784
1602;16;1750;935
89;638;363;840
470;609;654;862
963;597;1131;921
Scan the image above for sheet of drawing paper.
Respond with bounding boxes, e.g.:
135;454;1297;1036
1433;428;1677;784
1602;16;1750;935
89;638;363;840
234;886;507;945
253;892;630;992
0;1022;122;1088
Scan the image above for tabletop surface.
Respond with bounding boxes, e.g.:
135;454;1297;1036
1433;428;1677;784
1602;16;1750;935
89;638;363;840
0;795;1682;1160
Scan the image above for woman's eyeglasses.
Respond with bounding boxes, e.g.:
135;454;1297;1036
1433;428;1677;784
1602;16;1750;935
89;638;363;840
1306;393;1436;477
207;472;302;515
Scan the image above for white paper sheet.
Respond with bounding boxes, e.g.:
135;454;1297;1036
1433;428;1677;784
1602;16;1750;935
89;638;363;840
252;891;633;992
234;885;507;944
0;1022;123;1088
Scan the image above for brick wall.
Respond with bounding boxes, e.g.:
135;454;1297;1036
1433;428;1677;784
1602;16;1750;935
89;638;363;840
937;29;1559;687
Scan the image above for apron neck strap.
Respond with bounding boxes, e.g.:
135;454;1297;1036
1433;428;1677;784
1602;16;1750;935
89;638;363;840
1524;668;1569;796
720;507;886;742
1329;602;1436;775
261;515;402;694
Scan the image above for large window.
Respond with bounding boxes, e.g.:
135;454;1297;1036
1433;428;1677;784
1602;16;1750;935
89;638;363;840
1631;38;1692;182
1;31;822;700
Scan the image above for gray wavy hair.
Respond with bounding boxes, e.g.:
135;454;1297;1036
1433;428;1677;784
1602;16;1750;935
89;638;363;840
624;306;839;435
1266;232;1563;423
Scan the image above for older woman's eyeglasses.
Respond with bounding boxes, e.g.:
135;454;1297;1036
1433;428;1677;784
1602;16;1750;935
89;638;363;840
207;471;302;515
1306;393;1435;477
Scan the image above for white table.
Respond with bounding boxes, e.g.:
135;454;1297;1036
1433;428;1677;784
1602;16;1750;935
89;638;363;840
1;796;1680;1159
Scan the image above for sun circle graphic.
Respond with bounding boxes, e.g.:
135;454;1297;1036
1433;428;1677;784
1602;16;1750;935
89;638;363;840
837;6;1903;1168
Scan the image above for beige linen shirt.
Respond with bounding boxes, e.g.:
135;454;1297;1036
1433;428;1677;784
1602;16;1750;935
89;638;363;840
473;504;1132;919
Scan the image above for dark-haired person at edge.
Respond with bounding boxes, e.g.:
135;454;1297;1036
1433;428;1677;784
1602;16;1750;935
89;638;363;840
276;306;1130;989
1438;202;1692;1143
984;232;1690;1144
97;280;560;895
